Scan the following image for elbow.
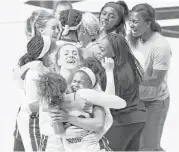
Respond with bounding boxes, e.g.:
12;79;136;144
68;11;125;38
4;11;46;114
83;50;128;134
121;99;127;109
116;99;126;109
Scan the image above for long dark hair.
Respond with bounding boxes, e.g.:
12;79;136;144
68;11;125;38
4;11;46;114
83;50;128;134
128;3;161;48
107;33;143;84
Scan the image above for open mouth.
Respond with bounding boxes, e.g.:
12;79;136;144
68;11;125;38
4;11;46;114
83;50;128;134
66;59;76;64
101;21;108;26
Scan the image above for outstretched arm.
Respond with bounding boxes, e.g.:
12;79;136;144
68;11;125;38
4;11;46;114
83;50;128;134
75;89;126;109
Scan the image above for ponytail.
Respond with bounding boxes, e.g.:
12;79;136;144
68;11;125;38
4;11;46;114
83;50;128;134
18;53;34;67
151;21;161;32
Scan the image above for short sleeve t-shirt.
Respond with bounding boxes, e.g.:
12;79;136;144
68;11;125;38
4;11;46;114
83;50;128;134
131;32;172;101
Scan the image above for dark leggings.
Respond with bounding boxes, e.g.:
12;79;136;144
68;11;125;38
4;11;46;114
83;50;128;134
105;122;145;151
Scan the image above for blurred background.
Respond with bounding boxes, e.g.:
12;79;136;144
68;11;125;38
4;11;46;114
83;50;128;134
0;0;178;151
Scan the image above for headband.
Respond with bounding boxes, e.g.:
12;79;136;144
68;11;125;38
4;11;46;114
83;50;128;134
103;2;124;15
78;67;96;87
61;21;82;36
38;35;51;59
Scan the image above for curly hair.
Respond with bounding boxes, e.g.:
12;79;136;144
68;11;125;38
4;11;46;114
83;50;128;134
36;72;67;106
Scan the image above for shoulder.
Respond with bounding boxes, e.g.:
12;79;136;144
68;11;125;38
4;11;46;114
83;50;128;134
25;68;42;81
153;33;171;50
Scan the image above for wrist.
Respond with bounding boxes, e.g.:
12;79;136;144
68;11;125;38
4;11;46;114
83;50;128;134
105;69;113;73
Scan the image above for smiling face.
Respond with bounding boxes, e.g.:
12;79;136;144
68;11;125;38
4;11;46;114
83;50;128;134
93;37;114;61
129;12;149;37
100;7;119;31
57;44;81;69
41;18;59;41
71;71;93;92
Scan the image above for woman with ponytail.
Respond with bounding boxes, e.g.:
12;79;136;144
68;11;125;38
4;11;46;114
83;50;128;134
128;3;171;151
93;33;147;151
14;35;52;152
26;10;59;41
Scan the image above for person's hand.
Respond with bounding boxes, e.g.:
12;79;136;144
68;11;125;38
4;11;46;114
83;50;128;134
65;126;89;138
93;52;103;61
101;57;114;71
82;132;102;144
49;109;70;122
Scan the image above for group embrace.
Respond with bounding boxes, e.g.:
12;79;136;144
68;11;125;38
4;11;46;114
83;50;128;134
13;0;171;152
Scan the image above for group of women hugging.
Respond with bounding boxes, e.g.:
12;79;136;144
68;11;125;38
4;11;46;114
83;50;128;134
13;0;172;151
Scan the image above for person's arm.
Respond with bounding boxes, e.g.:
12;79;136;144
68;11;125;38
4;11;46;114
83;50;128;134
24;69;41;112
50;106;105;132
75;89;126;109
141;46;171;87
102;57;115;94
141;70;167;87
68;106;105;132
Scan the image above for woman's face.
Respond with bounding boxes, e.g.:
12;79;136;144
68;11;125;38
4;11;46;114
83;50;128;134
71;71;92;92
41;18;59;41
100;7;119;31
94;37;114;60
129;12;149;37
57;44;81;69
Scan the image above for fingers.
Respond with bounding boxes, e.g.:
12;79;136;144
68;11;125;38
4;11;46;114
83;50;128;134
102;57;114;65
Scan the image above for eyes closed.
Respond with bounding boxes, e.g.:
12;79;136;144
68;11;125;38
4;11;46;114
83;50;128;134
63;50;78;56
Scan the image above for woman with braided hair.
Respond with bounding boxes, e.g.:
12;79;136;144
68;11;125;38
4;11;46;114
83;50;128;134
13;10;60;152
93;33;147;151
13;35;53;152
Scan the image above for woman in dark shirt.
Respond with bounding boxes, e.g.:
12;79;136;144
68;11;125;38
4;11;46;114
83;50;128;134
97;33;146;151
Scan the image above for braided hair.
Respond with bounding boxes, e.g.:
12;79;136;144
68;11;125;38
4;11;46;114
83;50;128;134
104;33;143;87
18;35;44;67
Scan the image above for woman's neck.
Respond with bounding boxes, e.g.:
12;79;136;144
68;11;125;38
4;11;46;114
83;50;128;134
60;66;78;85
140;29;155;43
